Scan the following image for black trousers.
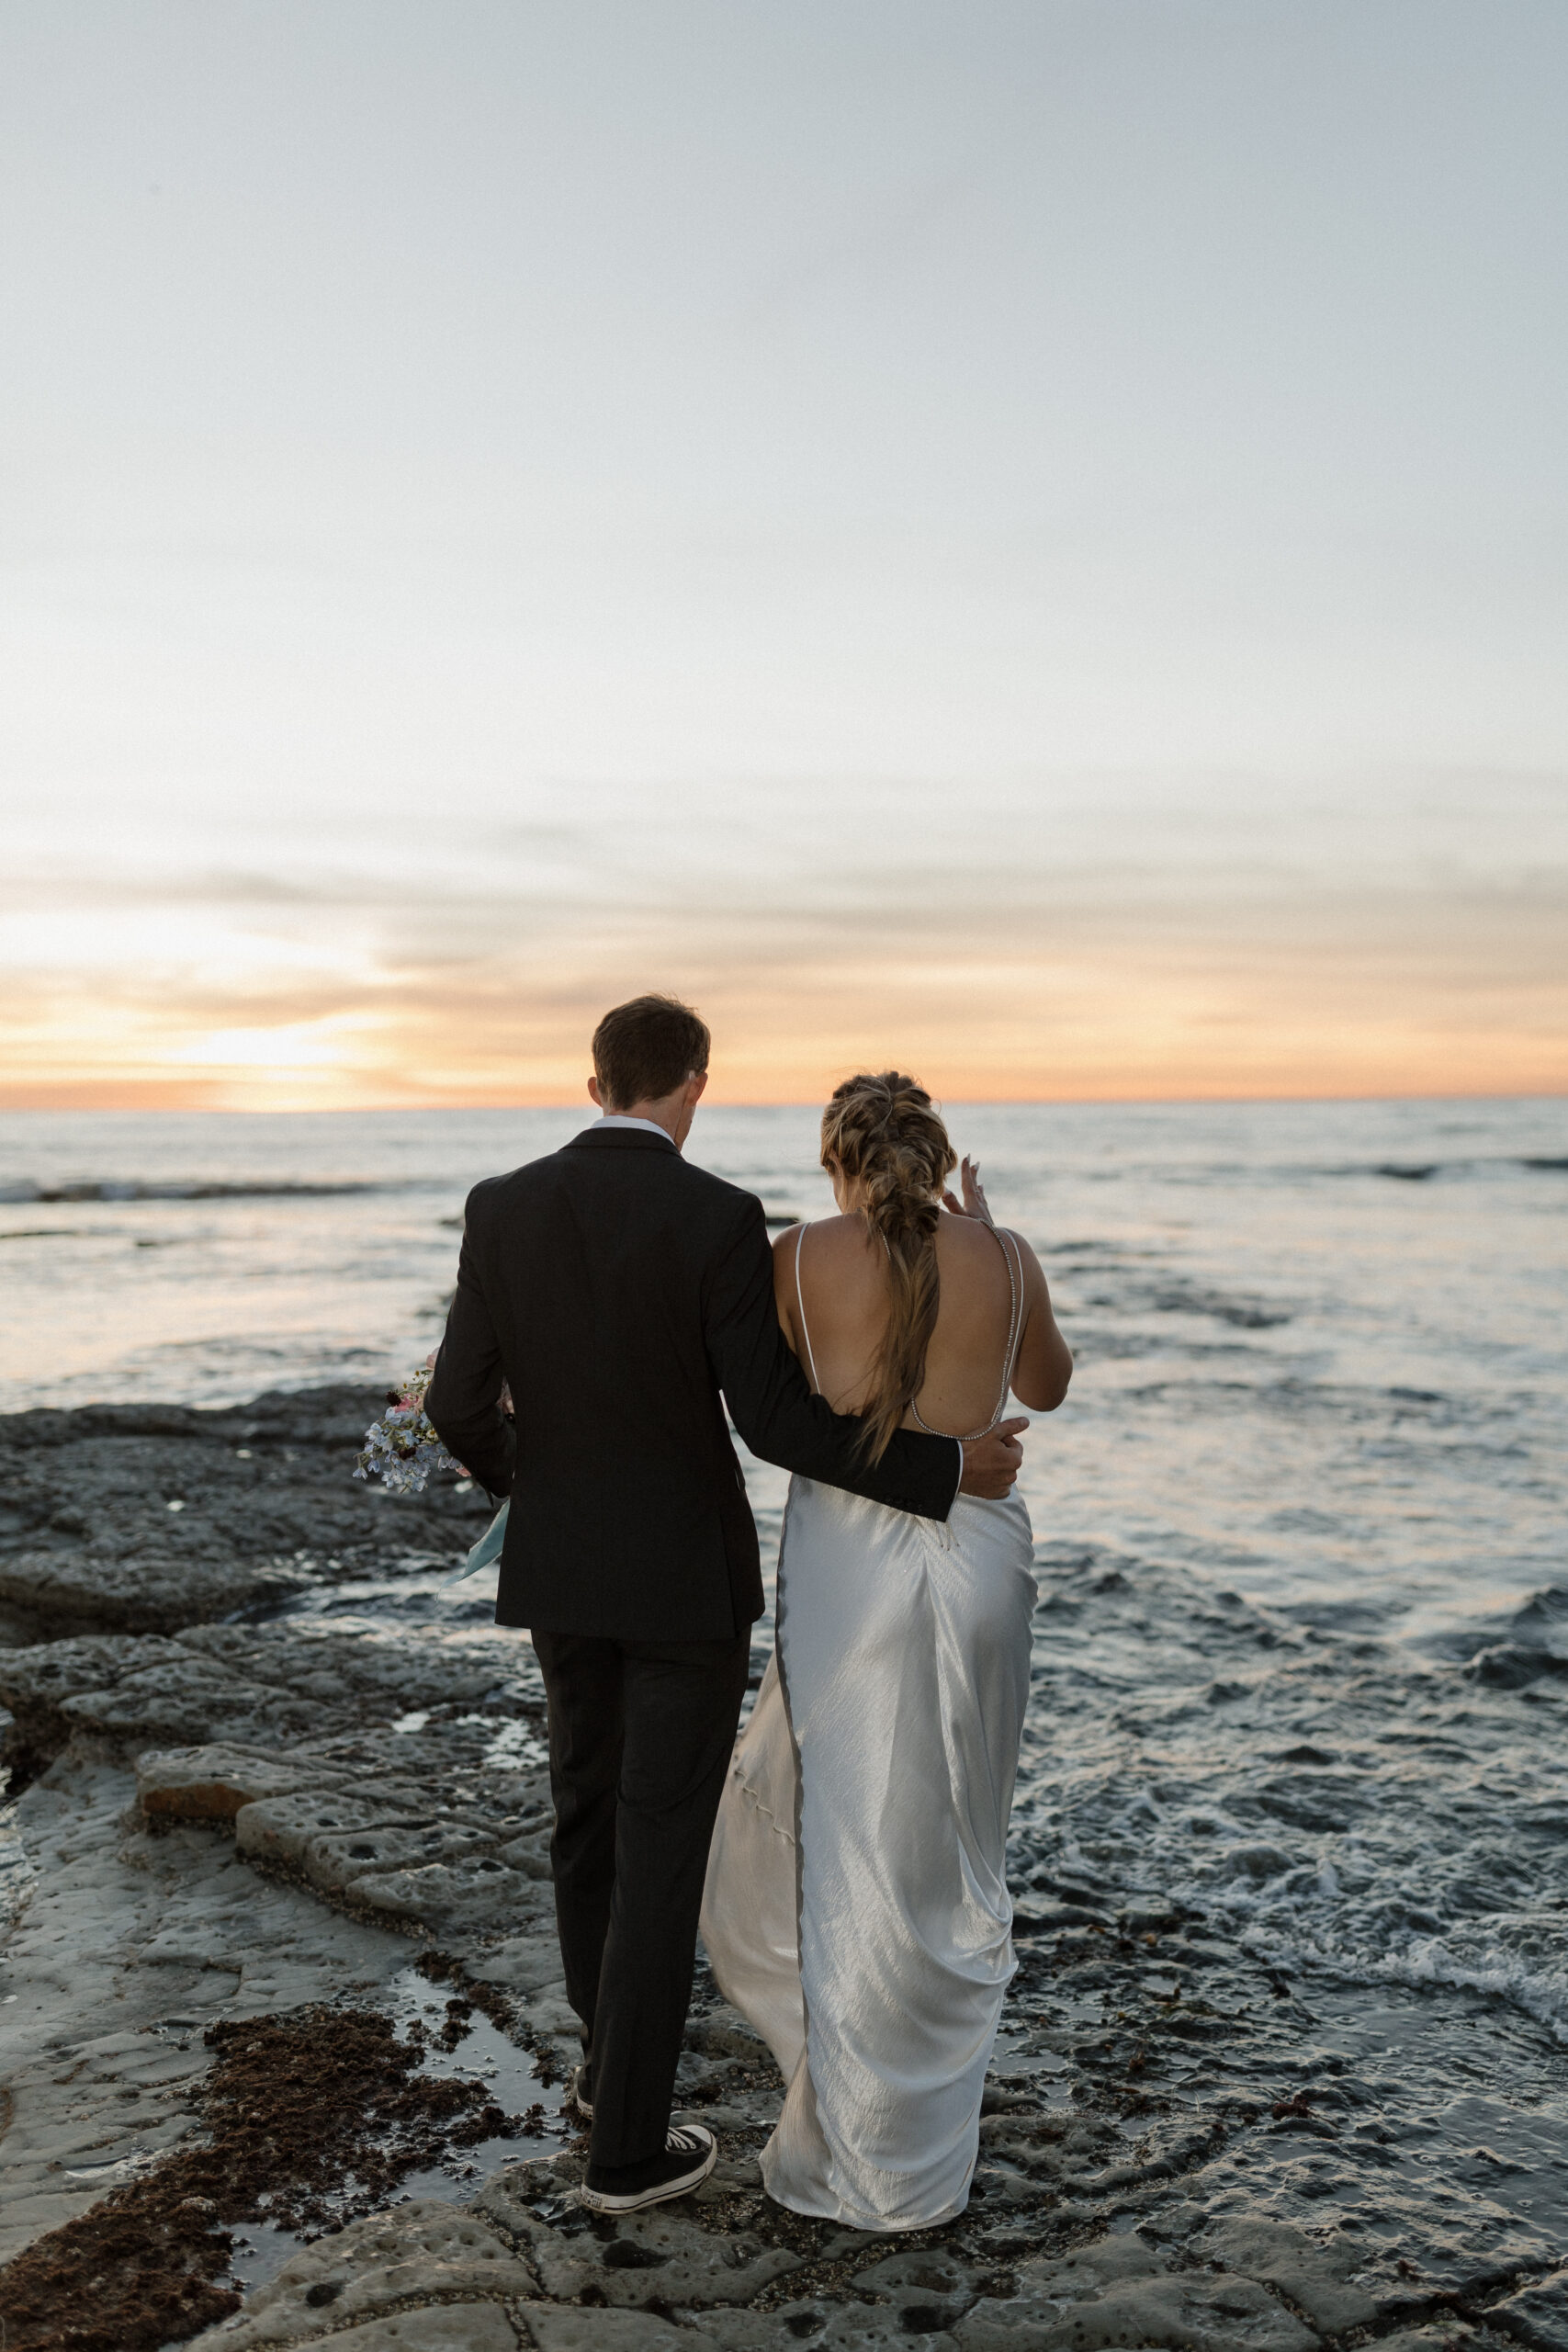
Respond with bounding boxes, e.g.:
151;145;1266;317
531;1627;751;2169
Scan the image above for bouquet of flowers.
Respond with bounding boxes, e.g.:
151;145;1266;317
355;1363;465;1495
355;1359;513;1589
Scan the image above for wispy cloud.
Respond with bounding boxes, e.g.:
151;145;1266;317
5;797;1563;1107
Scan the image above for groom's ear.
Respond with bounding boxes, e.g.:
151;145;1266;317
588;1075;604;1108
688;1070;709;1105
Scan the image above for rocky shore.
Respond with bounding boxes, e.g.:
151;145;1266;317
2;1389;1565;2352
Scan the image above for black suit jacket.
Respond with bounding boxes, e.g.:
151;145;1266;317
424;1125;962;1641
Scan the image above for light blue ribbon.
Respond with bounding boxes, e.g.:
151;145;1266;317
443;1498;509;1589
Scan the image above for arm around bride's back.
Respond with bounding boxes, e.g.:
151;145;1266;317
1010;1239;1073;1411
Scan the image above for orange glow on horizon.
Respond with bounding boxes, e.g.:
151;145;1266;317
6;1078;1563;1114
5;994;1563;1114
4;869;1563;1114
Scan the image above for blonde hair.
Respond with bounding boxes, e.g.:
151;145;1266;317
819;1072;957;1462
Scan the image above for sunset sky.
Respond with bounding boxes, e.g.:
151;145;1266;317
4;0;1565;1108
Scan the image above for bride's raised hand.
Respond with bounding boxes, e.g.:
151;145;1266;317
942;1155;995;1227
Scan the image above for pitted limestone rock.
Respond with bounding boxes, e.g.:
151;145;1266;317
976;2107;1127;2189
233;1792;491;1897
516;2310;716;2351
0;1631;173;1746
767;2310;961;2352
182;1621;493;1714
209;2309;522;2351
1;1618;548;1764
978;2107;1234;2208
347;1857;545;1932
0;1546;305;1637
134;1730;558;1943
0;1386;481;1617
695;2310;850;2351
682;2014;775;2063
469;1933;572;1996
514;1993;581;2042
184;2199;536;2348
1194;2213;1380;2335
64;1646;330;1748
954;2245;1319;2352
851;2246;982;2332
673;2310;954;2352
477;2154;806;2308
496;1827;555;1879
663;2013;788;2134
1368;2335;1491;2352
136;1745;344;1821
954;2228;1169;2340
1488;2269;1568;2349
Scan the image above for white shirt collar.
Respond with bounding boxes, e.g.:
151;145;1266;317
595;1114;677;1145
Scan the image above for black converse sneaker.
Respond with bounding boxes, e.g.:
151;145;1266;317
579;2124;717;2213
565;2063;593;2121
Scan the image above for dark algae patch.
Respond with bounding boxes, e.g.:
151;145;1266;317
0;2005;524;2352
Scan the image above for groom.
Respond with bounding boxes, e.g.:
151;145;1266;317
426;995;1026;2213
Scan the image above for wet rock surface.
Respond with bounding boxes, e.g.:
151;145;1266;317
0;1998;545;2352
0;1386;490;1645
2;1387;1566;2351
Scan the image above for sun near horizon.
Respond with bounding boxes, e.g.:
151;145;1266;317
5;846;1565;1114
5;925;1564;1116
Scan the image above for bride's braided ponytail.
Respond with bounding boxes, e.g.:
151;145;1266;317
819;1073;957;1462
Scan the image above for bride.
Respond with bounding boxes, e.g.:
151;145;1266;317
700;1072;1072;2232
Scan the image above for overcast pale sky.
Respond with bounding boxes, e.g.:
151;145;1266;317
3;0;1565;1104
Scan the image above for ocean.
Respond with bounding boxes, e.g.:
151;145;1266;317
4;1093;1568;2079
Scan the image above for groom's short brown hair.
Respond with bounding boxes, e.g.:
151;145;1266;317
592;994;711;1110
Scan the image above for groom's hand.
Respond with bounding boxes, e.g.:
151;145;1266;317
958;1417;1028;1498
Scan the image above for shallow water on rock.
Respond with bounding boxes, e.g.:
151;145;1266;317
981;1545;1568;2278
1010;1548;1568;2044
253;1560;553;1763
219;1964;570;2299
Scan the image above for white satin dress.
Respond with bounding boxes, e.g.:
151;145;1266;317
700;1225;1038;2231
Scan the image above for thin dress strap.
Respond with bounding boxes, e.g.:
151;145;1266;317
910;1223;1025;1442
995;1227;1027;1400
793;1223;822;1395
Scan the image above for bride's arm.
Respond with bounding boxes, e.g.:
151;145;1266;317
1008;1240;1073;1411
942;1158;1072;1412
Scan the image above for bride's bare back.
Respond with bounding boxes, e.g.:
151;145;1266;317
774;1202;1071;1437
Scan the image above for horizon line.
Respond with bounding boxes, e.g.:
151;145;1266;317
3;1084;1565;1116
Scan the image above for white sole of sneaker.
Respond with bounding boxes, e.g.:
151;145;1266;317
577;2134;717;2213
